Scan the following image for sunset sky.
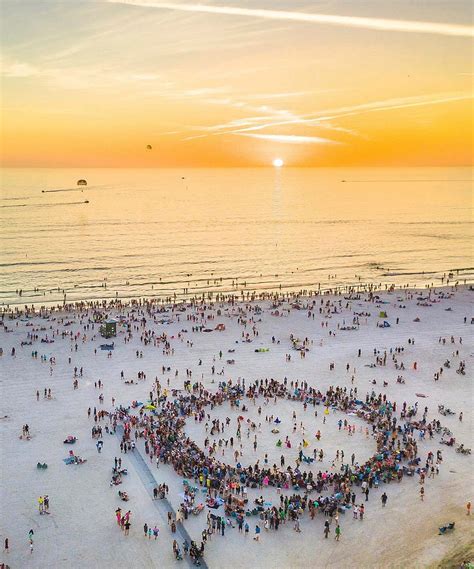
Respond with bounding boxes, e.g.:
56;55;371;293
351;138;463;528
1;0;473;167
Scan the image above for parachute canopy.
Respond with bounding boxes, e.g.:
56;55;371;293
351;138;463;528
77;179;87;186
146;145;152;150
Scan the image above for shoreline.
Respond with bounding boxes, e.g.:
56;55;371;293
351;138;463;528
2;280;472;316
2;266;473;310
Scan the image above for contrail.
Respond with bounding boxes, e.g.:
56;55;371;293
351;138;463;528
107;1;474;38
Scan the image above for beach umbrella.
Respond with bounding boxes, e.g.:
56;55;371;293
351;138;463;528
144;404;156;410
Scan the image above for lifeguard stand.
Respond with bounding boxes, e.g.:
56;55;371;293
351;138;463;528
100;318;117;338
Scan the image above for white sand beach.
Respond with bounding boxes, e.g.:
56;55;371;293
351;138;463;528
0;285;472;569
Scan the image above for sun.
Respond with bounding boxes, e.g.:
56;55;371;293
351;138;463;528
272;158;284;167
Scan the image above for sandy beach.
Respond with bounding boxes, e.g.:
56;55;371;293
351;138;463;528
0;285;472;569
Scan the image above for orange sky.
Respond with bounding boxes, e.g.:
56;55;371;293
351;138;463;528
1;1;473;167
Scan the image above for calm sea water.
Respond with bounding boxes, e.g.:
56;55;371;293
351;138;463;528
0;167;472;306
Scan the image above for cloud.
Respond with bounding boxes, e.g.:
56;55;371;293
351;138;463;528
181;87;229;96
0;57;162;89
0;60;39;78
215;92;472;131
235;133;341;144
312;92;473;121
182;91;471;142
107;1;474;38
240;91;317;101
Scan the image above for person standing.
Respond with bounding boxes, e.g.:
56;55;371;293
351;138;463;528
466;501;471;516
381;493;388;507
253;525;261;541
28;529;34;554
335;524;341;541
4;538;8;554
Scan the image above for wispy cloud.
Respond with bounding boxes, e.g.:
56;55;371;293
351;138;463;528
212;91;472;131
313;92;473;121
107;1;474;38
240;91;315;101
236;133;341;145
181;87;230;97
182;91;471;143
0;57;162;89
0;59;39;78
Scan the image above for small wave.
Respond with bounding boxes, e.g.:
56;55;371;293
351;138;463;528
42;188;84;193
341;179;471;183
1;196;32;202
388;221;473;225
0;200;89;209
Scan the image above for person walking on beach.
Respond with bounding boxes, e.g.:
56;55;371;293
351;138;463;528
381;493;388;507
324;521;330;538
335;524;341;541
28;529;34;554
4;538;8;554
420;486;425;501
466;501;471;516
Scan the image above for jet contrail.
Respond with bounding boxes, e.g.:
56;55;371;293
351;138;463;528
107;1;474;38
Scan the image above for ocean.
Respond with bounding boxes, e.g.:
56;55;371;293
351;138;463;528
0;167;472;306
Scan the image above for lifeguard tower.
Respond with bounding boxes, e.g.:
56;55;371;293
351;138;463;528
100;318;117;338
